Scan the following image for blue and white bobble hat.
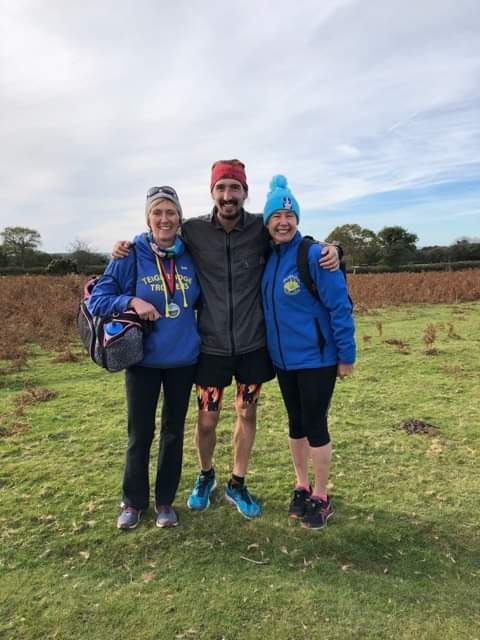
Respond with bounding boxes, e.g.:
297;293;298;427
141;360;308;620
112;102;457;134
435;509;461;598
263;175;300;225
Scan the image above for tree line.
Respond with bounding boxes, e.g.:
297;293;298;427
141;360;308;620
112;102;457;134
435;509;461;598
325;224;480;270
1;225;479;274
0;227;108;274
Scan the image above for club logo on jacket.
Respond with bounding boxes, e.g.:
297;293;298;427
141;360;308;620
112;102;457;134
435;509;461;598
283;274;301;295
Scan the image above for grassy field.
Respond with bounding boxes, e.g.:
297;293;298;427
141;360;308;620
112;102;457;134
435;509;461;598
1;302;479;639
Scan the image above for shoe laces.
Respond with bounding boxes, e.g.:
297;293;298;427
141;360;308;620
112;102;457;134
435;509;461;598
307;497;329;515
196;473;213;496
124;506;137;514
292;488;310;504
233;484;252;504
156;505;171;515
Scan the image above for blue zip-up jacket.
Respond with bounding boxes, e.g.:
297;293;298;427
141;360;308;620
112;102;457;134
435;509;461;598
261;231;355;370
87;233;201;368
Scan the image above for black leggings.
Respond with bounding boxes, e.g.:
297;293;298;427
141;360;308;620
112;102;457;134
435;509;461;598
275;366;337;447
123;364;195;509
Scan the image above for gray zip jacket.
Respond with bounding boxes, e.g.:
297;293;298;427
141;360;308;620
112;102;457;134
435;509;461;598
182;209;271;356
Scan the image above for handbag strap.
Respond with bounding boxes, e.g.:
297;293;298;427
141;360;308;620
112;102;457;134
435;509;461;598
128;244;152;333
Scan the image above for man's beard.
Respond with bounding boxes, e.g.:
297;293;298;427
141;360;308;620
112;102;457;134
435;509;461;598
217;199;242;219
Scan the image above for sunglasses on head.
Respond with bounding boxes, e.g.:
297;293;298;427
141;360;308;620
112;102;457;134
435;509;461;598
146;186;178;199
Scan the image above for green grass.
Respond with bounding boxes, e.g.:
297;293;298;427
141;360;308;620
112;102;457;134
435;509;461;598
1;303;479;640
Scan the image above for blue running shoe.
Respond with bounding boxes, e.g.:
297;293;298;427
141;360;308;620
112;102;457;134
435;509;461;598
224;482;261;519
187;472;217;511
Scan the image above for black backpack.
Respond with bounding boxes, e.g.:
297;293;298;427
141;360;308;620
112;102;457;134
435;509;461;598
296;236;352;305
77;246;152;372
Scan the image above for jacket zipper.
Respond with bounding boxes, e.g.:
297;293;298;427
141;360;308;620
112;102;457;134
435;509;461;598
226;234;236;355
271;249;287;369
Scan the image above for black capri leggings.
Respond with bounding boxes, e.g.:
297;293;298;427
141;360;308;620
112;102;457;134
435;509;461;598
275;365;337;447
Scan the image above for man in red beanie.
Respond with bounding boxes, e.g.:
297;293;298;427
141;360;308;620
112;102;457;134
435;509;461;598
112;159;340;520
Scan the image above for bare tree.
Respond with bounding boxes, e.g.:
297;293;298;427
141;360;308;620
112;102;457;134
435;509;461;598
68;238;93;254
67;237;107;273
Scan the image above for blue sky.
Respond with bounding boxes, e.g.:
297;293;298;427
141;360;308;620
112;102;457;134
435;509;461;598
310;178;480;243
1;0;479;252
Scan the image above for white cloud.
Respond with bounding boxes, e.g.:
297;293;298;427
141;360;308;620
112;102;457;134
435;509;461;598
0;0;479;251
336;145;361;157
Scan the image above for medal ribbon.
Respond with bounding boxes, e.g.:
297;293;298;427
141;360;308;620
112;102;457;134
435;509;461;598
159;257;176;296
154;254;188;317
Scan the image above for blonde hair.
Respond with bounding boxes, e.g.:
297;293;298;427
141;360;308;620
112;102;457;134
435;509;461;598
145;197;181;227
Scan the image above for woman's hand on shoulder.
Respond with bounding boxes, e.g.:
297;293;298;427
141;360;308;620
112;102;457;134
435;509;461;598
319;244;340;271
129;297;161;321
337;363;354;379
112;240;132;259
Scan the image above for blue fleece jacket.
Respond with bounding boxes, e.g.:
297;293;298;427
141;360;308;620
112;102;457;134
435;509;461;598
87;233;201;368
261;232;355;370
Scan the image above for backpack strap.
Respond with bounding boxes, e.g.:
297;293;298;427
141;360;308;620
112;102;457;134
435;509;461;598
297;236;319;300
297;235;352;306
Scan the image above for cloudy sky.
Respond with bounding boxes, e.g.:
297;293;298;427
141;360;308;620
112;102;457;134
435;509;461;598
1;0;479;253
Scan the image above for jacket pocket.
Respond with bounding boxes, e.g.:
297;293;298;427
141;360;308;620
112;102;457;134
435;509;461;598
314;318;326;354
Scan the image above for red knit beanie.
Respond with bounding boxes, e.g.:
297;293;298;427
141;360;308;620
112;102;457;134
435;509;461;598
210;159;248;192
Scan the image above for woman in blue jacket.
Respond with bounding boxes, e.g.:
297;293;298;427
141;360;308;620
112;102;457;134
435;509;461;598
88;186;201;530
261;175;355;529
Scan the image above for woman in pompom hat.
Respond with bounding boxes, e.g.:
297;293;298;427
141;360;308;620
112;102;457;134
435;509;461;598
262;175;356;530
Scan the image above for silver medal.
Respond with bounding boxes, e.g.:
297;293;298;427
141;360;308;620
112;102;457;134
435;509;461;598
167;302;181;318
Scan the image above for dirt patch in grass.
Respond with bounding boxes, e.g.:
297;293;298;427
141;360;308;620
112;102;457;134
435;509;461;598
17;386;58;406
53;349;80;363
395;418;440;436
